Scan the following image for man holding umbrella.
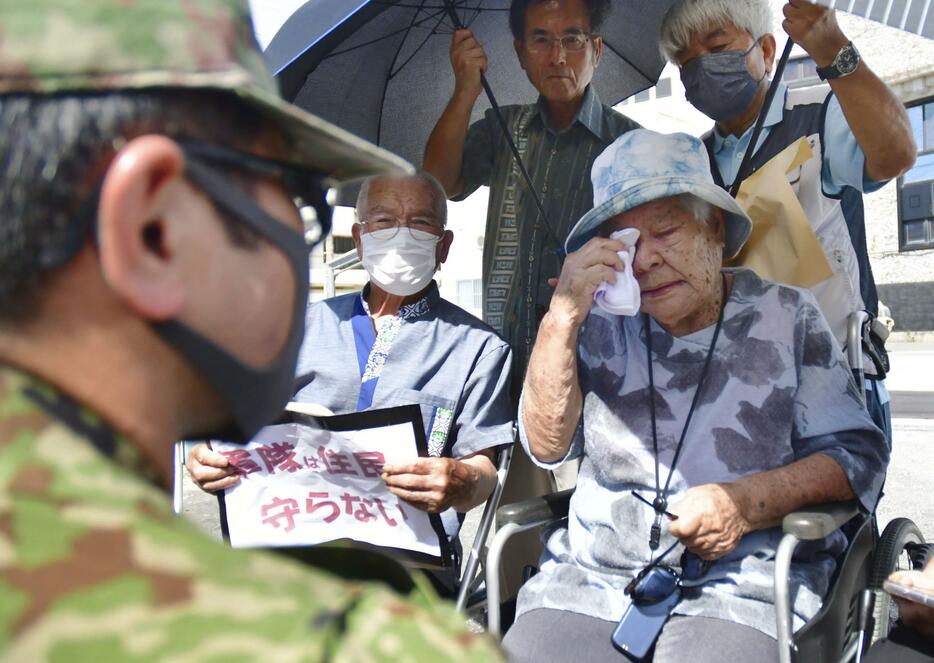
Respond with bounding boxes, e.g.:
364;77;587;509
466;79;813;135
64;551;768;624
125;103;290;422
424;0;640;387
659;0;917;442
424;1;640;583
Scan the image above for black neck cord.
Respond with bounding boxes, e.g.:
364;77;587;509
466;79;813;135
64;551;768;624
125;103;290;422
645;272;728;550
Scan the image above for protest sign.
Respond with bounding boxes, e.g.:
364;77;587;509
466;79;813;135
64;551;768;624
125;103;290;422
214;405;446;565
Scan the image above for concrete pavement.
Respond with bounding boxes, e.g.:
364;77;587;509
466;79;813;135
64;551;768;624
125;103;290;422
886;342;934;420
886;341;934;393
878;418;934;540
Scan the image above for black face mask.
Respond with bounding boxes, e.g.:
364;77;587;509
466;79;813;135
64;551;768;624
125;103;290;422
40;140;332;443
680;39;765;122
164;142;333;441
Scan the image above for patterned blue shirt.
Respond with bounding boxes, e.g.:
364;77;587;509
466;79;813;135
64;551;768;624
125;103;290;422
517;269;888;637
359;291;432;388
294;281;515;560
298;283;513;458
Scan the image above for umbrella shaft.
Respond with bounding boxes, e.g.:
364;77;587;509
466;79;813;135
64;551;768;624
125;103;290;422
730;38;795;197
442;0;551;227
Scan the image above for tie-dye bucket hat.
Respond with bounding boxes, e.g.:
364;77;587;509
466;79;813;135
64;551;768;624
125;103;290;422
565;129;751;259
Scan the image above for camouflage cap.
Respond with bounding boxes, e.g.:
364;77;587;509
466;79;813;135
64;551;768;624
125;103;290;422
0;0;411;182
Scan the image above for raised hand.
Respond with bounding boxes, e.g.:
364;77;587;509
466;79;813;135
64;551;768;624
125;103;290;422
782;0;849;68
450;29;488;102
550;236;626;328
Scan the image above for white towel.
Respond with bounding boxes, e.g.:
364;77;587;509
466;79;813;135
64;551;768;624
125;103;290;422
593;228;640;316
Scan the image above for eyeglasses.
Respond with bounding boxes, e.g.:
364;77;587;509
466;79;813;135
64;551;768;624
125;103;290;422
360;215;444;241
625;545;710;605
179;141;332;249
526;33;593;54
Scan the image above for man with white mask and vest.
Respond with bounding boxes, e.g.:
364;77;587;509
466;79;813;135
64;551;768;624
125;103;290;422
188;170;514;594
659;0;917;444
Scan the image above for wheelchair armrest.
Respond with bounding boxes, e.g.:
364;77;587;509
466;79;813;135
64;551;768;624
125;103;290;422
496;489;574;528
775;501;863;663
782;501;861;541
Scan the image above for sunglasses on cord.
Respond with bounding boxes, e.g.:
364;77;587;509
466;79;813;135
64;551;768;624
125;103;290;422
625;546;711;605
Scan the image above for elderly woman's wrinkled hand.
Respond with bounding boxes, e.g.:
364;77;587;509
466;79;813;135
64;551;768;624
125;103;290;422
668;483;751;560
551;237;625;327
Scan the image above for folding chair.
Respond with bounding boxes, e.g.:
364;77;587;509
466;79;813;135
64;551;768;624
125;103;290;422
456;443;513;611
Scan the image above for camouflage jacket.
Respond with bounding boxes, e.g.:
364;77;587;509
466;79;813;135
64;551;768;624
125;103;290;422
0;367;501;662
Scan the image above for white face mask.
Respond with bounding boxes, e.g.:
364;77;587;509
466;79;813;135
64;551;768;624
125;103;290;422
359;227;441;296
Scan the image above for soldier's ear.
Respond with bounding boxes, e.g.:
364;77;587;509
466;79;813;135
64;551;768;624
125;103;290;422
96;135;188;321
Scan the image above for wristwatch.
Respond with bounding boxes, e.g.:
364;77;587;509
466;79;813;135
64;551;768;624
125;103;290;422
816;42;860;80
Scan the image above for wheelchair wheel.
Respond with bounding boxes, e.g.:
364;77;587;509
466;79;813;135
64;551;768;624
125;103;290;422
869;518;928;645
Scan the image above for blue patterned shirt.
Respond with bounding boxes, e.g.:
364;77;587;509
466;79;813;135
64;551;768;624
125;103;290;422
359;291;432;386
517;269;888;637
294;282;515;559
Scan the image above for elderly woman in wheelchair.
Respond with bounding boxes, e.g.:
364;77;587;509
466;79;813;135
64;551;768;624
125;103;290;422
503;130;889;663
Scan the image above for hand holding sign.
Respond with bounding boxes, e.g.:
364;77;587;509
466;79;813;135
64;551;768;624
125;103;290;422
214;405;446;562
187;444;240;492
382;456;483;513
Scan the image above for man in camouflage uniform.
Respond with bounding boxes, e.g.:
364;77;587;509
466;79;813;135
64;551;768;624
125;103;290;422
0;1;501;660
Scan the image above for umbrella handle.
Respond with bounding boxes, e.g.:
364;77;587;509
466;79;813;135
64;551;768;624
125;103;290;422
729;37;795;197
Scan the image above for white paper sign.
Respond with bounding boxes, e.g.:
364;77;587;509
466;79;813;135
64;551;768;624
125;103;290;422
215;420;442;558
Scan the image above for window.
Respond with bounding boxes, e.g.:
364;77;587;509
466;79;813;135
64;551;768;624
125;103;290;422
624;78;670;105
898;99;934;251
782;56;820;89
332;235;356;255
456;279;482;313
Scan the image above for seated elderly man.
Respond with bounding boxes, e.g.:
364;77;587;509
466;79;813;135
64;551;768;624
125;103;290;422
503;130;888;662
189;171;514;593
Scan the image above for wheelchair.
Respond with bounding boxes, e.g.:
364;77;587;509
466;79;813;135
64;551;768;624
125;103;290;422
479;312;932;662
484;492;931;662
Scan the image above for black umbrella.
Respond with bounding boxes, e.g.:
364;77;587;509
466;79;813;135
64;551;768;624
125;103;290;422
264;0;673;172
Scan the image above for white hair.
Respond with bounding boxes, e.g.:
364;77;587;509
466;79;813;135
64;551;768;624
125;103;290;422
675;193;720;230
355;170;448;227
659;0;772;63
